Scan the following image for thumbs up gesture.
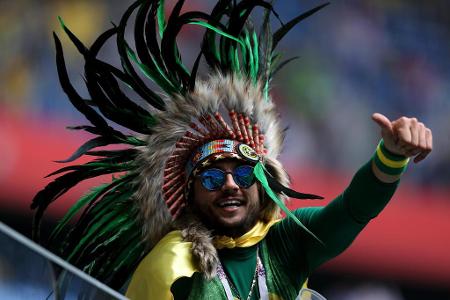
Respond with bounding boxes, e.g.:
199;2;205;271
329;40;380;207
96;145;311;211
371;113;433;163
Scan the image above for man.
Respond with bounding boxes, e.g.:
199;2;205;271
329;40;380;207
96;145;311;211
31;1;432;299
125;113;432;299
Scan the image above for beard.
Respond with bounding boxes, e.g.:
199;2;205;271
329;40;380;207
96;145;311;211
191;198;261;238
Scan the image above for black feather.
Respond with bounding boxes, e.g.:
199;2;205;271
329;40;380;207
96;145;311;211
58;16;88;55
272;3;329;51
271;56;300;77
160;0;191;88
135;1;179;94
53;33;110;132
83;65;156;134
85;148;139;158
117;1;167;110
66;125;103;135
227;0;273;36
258;4;272;81
55;137;113;163
89;26;118;58
189;51;203;91
266;174;323;200
144;1;174;86
31;166;129;241
201;0;232;69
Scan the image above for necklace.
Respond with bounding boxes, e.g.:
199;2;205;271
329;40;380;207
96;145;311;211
228;260;258;300
217;246;268;300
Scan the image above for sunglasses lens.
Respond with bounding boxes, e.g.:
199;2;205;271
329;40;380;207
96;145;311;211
199;165;255;190
200;169;225;190
234;165;255;188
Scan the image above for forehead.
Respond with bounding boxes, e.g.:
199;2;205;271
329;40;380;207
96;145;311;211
207;158;244;170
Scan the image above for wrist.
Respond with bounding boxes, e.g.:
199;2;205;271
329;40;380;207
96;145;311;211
379;139;406;159
372;140;409;182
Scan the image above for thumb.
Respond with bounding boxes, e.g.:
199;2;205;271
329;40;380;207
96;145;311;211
372;113;393;135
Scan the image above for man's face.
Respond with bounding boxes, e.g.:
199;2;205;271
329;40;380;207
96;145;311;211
191;159;261;237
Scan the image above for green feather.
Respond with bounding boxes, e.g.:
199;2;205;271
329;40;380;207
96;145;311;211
98;229;142;276
85;224;140;275
243;31;253;79
86;191;134;224
233;47;240;73
157;0;166;38
188;21;244;46
51;183;111;240
239;38;248;73
252;31;259;81
50;176;132;240
126;135;147;146
110;237;144;273
243;30;258;82
254;162;323;244
125;43;178;94
68;210;128;261
62;186;135;250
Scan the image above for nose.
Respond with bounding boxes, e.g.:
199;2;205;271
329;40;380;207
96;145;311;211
221;173;239;192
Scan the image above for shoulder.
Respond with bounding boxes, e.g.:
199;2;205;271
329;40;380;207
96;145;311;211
126;231;199;299
273;207;323;228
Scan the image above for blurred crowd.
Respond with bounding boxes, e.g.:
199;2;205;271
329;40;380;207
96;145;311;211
276;1;450;187
1;0;449;187
1;1;449;299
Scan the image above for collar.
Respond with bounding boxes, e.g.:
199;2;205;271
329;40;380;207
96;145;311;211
213;219;280;249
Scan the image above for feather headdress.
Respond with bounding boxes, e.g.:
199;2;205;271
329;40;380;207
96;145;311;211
32;0;327;289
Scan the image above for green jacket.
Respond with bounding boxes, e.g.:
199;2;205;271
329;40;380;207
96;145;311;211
172;161;399;299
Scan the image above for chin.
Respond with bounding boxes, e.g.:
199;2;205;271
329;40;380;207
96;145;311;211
193;205;260;236
217;217;246;229
213;215;257;237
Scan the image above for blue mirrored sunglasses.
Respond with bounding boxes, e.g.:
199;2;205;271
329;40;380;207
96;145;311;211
198;165;255;191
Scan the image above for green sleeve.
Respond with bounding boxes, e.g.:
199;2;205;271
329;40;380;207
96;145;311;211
266;160;400;281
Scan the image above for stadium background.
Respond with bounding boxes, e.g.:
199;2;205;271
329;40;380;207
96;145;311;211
1;0;449;299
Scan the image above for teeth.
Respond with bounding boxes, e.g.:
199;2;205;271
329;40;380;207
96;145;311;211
218;201;241;207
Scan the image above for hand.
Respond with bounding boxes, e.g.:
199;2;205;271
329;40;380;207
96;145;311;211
372;113;433;163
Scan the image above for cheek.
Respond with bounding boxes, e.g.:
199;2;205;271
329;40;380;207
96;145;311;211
245;184;260;206
192;180;214;208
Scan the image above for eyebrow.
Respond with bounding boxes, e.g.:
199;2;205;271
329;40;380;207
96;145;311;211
208;162;246;170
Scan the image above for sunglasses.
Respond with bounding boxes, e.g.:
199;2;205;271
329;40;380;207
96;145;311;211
198;165;255;191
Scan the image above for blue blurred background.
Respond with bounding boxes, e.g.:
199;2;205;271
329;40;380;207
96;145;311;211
1;0;449;299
